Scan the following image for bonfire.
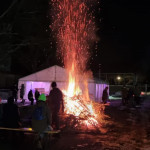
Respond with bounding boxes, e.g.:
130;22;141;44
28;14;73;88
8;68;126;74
50;0;108;132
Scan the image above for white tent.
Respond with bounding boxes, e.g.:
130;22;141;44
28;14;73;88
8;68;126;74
18;65;108;102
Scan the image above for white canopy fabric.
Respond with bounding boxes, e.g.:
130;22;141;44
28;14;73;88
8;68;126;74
19;65;68;82
18;65;108;102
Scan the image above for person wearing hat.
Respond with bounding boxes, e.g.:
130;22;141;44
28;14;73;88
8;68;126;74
32;93;52;149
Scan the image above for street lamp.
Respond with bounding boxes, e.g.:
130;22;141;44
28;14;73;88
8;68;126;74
117;76;121;81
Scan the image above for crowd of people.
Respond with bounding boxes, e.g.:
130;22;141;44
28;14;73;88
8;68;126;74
0;82;142;149
121;85;141;107
101;85;142;108
0;81;64;149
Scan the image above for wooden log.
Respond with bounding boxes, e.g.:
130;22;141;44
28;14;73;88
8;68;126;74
0;127;60;134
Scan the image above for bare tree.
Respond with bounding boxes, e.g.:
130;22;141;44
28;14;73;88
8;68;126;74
0;0;54;74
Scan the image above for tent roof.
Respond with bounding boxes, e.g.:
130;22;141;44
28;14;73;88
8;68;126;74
19;65;68;82
19;65;96;83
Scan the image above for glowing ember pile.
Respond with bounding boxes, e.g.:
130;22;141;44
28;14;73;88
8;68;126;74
50;0;106;131
63;91;106;131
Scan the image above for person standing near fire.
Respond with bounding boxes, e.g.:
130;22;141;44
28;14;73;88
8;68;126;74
35;89;40;104
28;89;34;105
32;93;52;149
102;86;109;104
2;96;21;128
121;85;128;105
12;83;18;103
20;84;25;104
48;81;64;130
133;85;141;106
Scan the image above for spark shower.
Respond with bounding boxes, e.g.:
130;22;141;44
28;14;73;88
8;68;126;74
50;0;106;131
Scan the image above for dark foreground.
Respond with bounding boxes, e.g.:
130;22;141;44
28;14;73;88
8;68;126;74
1;97;150;150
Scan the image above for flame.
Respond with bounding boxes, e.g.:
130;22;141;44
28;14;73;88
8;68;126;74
50;0;106;131
61;64;106;130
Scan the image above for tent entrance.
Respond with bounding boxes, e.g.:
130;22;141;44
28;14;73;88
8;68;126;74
25;81;51;100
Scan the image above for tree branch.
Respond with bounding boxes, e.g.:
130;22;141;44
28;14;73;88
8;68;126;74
0;0;18;19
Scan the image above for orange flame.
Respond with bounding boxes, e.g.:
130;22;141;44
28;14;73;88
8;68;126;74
61;63;106;130
51;0;106;131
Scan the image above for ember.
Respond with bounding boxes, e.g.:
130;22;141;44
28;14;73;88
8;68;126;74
50;0;107;132
62;93;107;131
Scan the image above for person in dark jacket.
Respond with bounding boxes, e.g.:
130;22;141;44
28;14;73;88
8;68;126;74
28;89;34;105
133;85;141;106
127;87;135;107
121;85;128;105
48;81;64;130
35;89;40;103
102;86;109;104
20;84;25;104
12;84;18;103
2;96;21;128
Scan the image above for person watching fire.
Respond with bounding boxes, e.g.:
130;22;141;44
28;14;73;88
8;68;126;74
48;81;64;130
102;86;109;104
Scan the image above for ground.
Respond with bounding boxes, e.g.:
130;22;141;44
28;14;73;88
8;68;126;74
0;96;150;150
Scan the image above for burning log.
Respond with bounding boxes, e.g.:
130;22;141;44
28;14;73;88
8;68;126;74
61;94;108;133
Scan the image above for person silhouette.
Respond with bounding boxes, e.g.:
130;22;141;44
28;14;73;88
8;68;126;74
48;81;64;130
28;89;34;105
2;96;21;128
35;89;40;103
102;86;109;104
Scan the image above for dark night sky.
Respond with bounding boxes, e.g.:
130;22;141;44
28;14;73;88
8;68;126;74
0;0;150;80
94;0;150;78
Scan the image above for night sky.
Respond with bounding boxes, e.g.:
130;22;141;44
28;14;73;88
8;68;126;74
0;0;150;81
95;0;150;78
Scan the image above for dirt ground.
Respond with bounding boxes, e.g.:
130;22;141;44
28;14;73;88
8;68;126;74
49;97;150;150
1;97;150;150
